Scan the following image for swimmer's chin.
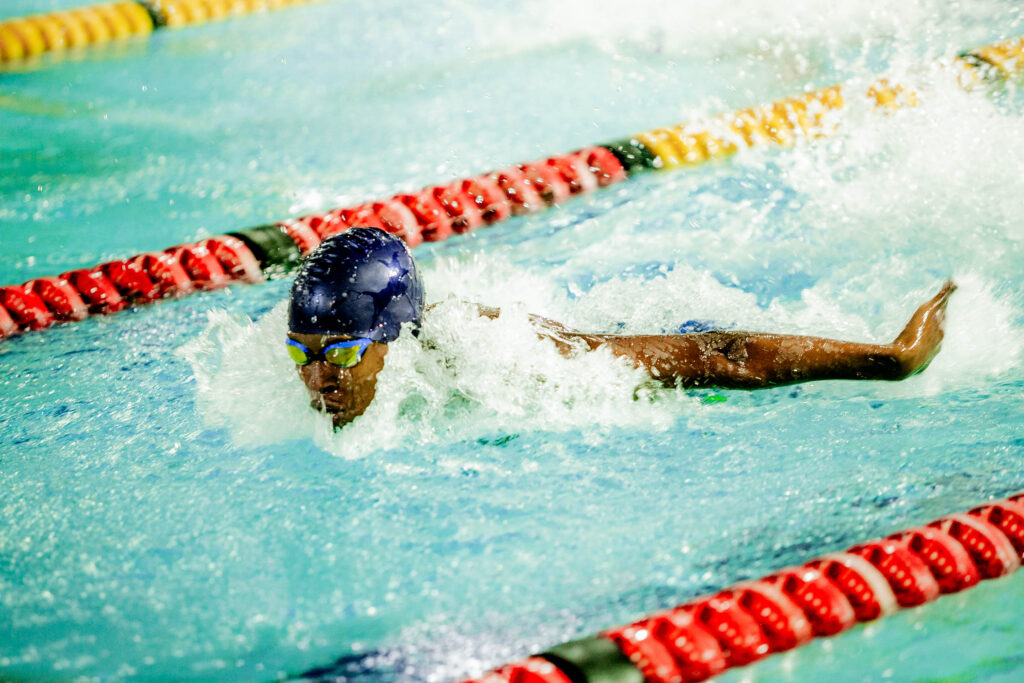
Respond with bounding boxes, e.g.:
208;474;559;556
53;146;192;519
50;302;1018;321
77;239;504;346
330;410;355;429
309;396;371;430
312;403;358;430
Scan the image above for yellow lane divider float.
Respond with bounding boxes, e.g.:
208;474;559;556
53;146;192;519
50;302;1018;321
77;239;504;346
0;0;319;62
604;77;918;174
608;37;1024;174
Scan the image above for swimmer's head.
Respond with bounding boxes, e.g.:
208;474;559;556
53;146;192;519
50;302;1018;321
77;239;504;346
289;227;424;340
286;228;424;428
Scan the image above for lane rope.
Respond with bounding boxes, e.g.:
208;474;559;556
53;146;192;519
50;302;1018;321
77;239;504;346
457;493;1024;683
0;0;320;62
1;35;1021;339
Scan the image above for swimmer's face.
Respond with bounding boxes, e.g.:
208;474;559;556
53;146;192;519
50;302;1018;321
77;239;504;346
286;331;388;429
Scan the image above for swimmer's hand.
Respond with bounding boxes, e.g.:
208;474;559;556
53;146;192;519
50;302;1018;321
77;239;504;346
890;279;956;378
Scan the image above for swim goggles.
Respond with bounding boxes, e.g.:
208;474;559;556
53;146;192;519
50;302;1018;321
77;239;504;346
285;337;372;368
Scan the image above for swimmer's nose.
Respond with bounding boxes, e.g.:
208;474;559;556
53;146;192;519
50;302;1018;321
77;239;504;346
305;360;340;394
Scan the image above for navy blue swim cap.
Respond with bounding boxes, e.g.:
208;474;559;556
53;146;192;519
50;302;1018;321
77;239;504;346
288;228;424;342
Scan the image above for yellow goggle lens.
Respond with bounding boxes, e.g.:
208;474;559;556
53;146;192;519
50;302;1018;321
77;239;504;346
286;343;310;365
324;345;362;368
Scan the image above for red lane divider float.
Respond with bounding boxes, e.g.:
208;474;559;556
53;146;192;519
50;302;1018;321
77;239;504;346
0;146;622;339
474;658;573;683
0;285;54;330
275;146;624;257
461;492;1024;683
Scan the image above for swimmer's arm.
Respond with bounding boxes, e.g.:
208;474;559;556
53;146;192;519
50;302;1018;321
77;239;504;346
565;281;956;389
574;332;906;388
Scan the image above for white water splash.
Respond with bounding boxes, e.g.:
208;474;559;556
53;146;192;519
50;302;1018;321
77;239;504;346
179;247;1020;456
179;290;671;459
460;0;1019;67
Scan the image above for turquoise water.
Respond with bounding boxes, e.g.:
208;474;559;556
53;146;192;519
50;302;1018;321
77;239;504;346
2;1;1024;681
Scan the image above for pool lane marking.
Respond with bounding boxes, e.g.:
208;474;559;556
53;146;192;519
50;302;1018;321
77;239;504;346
454;494;1024;683
0;0;322;63
0;35;1022;338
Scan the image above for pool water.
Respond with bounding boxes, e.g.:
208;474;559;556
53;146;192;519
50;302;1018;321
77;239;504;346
2;1;1023;681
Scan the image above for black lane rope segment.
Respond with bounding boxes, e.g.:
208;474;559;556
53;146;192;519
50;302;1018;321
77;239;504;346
134;0;168;28
541;637;645;683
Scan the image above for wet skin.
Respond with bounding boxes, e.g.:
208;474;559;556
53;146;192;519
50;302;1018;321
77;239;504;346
286;332;388;428
290;281;956;426
559;280;957;388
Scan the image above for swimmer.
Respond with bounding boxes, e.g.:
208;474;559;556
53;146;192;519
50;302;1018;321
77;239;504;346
286;228;955;428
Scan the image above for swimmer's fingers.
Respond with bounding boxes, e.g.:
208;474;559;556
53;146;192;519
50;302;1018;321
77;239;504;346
933;280;957;323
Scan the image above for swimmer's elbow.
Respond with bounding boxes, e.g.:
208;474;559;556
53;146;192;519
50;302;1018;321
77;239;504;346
877;348;915;381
